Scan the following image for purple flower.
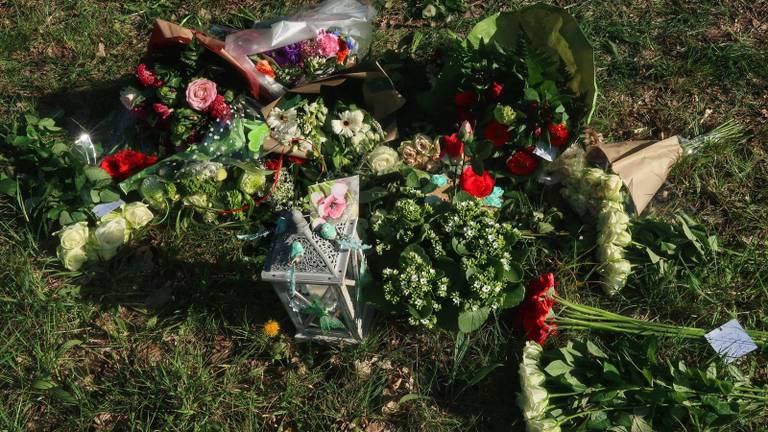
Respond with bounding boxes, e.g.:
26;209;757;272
267;43;302;67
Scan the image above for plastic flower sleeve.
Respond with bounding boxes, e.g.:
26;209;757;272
224;0;377;102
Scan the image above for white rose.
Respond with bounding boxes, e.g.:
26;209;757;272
94;216;128;251
598;207;629;232
57;246;88;271
606;259;632;277
583;168;605;187
367;145;400;175
598;243;624;263
123;202;154;229
58;222;89;250
600;174;624;201
527;418;561;432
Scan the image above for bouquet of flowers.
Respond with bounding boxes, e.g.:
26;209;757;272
120;38;242;153
224;0;377;102
265;95;386;175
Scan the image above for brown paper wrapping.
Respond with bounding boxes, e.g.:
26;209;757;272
260;66;406;158
587;136;683;214
147;19;263;98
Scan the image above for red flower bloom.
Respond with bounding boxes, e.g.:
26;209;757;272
547;123;570;147
153;103;173;120
337;38;350;64
505;148;539;176
99;150;158;181
486;81;503;101
453;90;477;109
460;166;495;198
514;273;558;345
287;156;308;166
264;158;281;171
207;95;232;121
440;133;464;159
136;63;162;88
483;120;511;148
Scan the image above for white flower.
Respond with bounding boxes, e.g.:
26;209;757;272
266;107;300;137
123;202;154;229
368;145;400;175
583;168;605;187
93;216;128;251
598;243;624;263
57;246;88;271
57;222;89;250
183;194;209;210
599;174;624;201
527;418;561;432
331;110;364;138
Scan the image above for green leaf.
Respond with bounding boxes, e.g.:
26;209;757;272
37;118;60;131
0;178;17;196
398;393;428;405
544;360;572;376
451;238;470;256
99;189;121;202
51;387;77;404
57;339;83;358
84;166;112;182
71;211;87;222
586;340;608;358
500;284;525;308
31;379;56;390
457;307;490;333
360;187;389;204
630;415;653;432
58;211;73;226
246;122;269;153
524;87;539;102
90;189;101;203
401;244;431;265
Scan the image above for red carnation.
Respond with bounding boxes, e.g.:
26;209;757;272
514;273;558;345
547;123;570;147
505;148;539;176
460;166;495;198
208;95;232;121
453;90;477;109
486;81;503;101
483;120;511;148
264;158;281;171
136;63;162;88
153;103;173;120
440;133;464;159
287;156;308;166
99;149;158;181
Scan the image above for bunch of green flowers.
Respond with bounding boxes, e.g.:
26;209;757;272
371;198;525;330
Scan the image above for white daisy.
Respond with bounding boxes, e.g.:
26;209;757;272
266;107;299;136
331;110;364;138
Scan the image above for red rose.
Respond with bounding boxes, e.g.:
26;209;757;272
152;103;173;120
337;38;350;64
440;133;464;159
514;273;558;345
453;90;477;109
287;156;308;166
547;123;570;147
483;120;511;148
460;166;494;198
99;150;158;181
208;95;232;121
136;64;162;88
486;81;503;101
505;149;539;176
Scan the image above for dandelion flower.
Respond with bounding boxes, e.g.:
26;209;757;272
263;320;281;338
332;110;364;138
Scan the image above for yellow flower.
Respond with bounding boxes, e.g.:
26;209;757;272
263;320;280;338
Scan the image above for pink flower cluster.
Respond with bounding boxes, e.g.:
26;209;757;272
310;182;349;228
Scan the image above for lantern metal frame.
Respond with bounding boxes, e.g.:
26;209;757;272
261;210;372;344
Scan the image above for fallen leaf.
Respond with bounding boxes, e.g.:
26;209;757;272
97;42;106;58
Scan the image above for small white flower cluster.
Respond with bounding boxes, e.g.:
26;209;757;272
266;100;329;153
268;168;297;211
382;251;449;329
561;161;633;295
517;342;561;432
56;202;154;271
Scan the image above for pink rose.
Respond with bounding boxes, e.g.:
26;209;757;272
153;103;173;120
186;79;218;112
315;31;340;58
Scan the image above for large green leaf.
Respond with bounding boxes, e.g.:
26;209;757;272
457;307;490;333
467;4;597;123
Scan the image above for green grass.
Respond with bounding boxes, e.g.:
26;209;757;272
1;0;768;430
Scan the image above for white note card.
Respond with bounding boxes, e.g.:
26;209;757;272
705;319;758;364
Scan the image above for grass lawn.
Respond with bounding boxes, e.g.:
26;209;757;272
1;0;767;430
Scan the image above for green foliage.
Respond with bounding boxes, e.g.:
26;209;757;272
0;116;120;235
538;338;759;430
